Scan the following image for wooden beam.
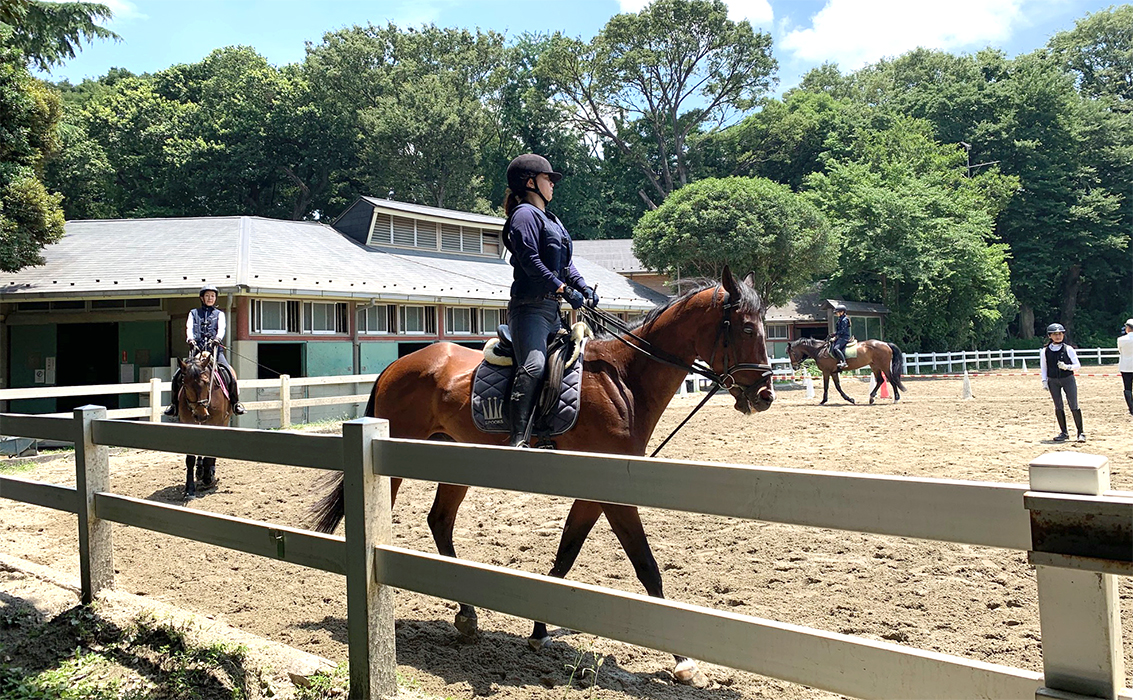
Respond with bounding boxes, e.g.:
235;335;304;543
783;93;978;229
91;419;342;471
374;546;1044;700
0;476;78;513
75;406;113;604
0;413;75;442
94;493;346;575
371;439;1032;550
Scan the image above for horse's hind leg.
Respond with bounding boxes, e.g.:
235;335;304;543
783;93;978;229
185;455;196;498
529;499;604;648
603;504;708;687
201;457;216;488
426;483;478;638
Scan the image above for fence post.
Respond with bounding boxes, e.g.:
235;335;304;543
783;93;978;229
342;417;395;699
1029;452;1125;699
74;405;113;604
280;374;291;428
149;378;162;423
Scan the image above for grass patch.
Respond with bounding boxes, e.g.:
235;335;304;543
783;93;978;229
0;605;254;700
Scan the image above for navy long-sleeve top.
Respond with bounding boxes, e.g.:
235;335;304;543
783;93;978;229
505;203;586;301
834;314;851;340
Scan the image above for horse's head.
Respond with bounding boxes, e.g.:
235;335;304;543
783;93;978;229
701;266;775;415
179;357;215;423
786;339;804;371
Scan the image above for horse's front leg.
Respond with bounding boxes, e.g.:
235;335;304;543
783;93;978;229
869;370;882;405
831;372;856;404
820;372;831;404
201;457;216;488
184;455;196;498
426;483;477;638
602;503;709;688
529;499;604;648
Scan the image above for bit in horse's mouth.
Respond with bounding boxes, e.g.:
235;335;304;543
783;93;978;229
731;385;774;414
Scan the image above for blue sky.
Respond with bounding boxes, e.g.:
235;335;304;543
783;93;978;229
40;0;1122;93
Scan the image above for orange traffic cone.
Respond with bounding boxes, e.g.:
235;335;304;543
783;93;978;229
879;375;890;399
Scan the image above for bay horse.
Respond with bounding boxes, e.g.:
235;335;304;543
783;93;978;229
311;266;774;686
176;347;233;497
786;337;906;404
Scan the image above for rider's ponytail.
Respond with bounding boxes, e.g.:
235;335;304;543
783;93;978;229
503;188;523;217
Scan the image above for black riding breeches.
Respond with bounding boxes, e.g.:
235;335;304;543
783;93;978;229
1047;376;1079;412
1122;371;1133;392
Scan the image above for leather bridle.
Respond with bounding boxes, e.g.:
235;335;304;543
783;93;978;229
579;285;774;456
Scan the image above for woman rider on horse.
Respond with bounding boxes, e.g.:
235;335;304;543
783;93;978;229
502;154;597;448
164;285;246;416
829;304;851;370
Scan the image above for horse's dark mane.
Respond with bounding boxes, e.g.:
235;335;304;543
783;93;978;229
589;277;763;341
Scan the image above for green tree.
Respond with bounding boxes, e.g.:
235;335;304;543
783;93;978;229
804;114;1018;350
0;47;64;270
1049;4;1133;107
540;0;776;208
1;0;117;71
633;176;835;306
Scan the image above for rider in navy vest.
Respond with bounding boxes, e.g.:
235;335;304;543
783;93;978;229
829;304;851;370
164;285;246;416
1039;322;1083;442
502;153;598;448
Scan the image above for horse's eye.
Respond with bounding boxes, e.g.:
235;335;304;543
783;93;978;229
743;324;755;335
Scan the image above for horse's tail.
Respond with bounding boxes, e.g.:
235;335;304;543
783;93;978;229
309;370;384;534
887;343;907;391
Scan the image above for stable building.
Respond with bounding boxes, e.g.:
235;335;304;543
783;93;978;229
0;198;667;425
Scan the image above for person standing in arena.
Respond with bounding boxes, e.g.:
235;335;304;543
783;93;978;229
1118;319;1133;416
1039;323;1084;442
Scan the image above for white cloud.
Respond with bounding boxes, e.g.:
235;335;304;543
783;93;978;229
618;0;773;25
780;0;1025;69
100;0;146;21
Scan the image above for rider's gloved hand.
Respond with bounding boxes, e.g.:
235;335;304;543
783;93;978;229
1042;379;1049;390
581;286;599;308
561;287;585;310
1056;361;1071;371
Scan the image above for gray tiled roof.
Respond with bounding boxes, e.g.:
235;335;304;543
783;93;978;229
571;238;649;273
0;216;666;310
765;285;888;322
361;197;507;227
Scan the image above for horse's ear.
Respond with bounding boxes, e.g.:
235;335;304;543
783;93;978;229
743;272;755;288
721;265;736;292
178;359;187;371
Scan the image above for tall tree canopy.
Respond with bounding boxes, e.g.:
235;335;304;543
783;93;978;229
1;0;117;71
539;0;776;208
633;176;834;307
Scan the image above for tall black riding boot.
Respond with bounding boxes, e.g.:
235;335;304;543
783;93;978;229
508;371;541;448
1124;390;1133;416
1052;409;1068;442
228;376;245;415
163;371;183;416
1071;408;1085;443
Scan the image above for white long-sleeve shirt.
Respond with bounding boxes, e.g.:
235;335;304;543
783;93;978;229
1039;342;1080;382
1118;332;1133;372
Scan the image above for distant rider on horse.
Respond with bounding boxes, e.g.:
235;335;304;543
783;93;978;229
165;285;246;416
829;304;851;370
501;153;598;448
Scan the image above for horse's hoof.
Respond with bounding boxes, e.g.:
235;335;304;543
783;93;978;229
819;400;827;405
847;399;856;405
527;635;551;651
869;397;875;405
454;612;479;639
674;659;708;688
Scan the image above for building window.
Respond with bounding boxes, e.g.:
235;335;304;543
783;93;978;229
850;316;882;340
399;306;436;335
767;324;789;340
358;304;395;334
303;302;347;334
253;299;299;334
445;307;476;335
481;308;505;333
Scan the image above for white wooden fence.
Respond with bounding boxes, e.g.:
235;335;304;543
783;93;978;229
0;408;1129;699
0;373;377;427
899;347;1120;375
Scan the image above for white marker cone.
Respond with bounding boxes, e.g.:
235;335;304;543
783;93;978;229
961;369;973;400
804;373;815;399
1021;359;1028;374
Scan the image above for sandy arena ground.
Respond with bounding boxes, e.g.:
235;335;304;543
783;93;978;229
1;371;1131;699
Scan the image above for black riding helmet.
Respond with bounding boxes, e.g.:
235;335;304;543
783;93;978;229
506;154;562;202
1047;323;1066;335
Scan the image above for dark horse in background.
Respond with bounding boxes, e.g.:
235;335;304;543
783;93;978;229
176;345;233;497
311;267;774;687
787;337;907;404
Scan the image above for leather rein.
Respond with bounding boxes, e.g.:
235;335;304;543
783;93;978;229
579;286;773;457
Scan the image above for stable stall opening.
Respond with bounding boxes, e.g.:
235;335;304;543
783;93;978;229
257;343;304;379
56;322;120;412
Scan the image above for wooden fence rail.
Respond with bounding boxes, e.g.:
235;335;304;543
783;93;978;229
0;409;1129;699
